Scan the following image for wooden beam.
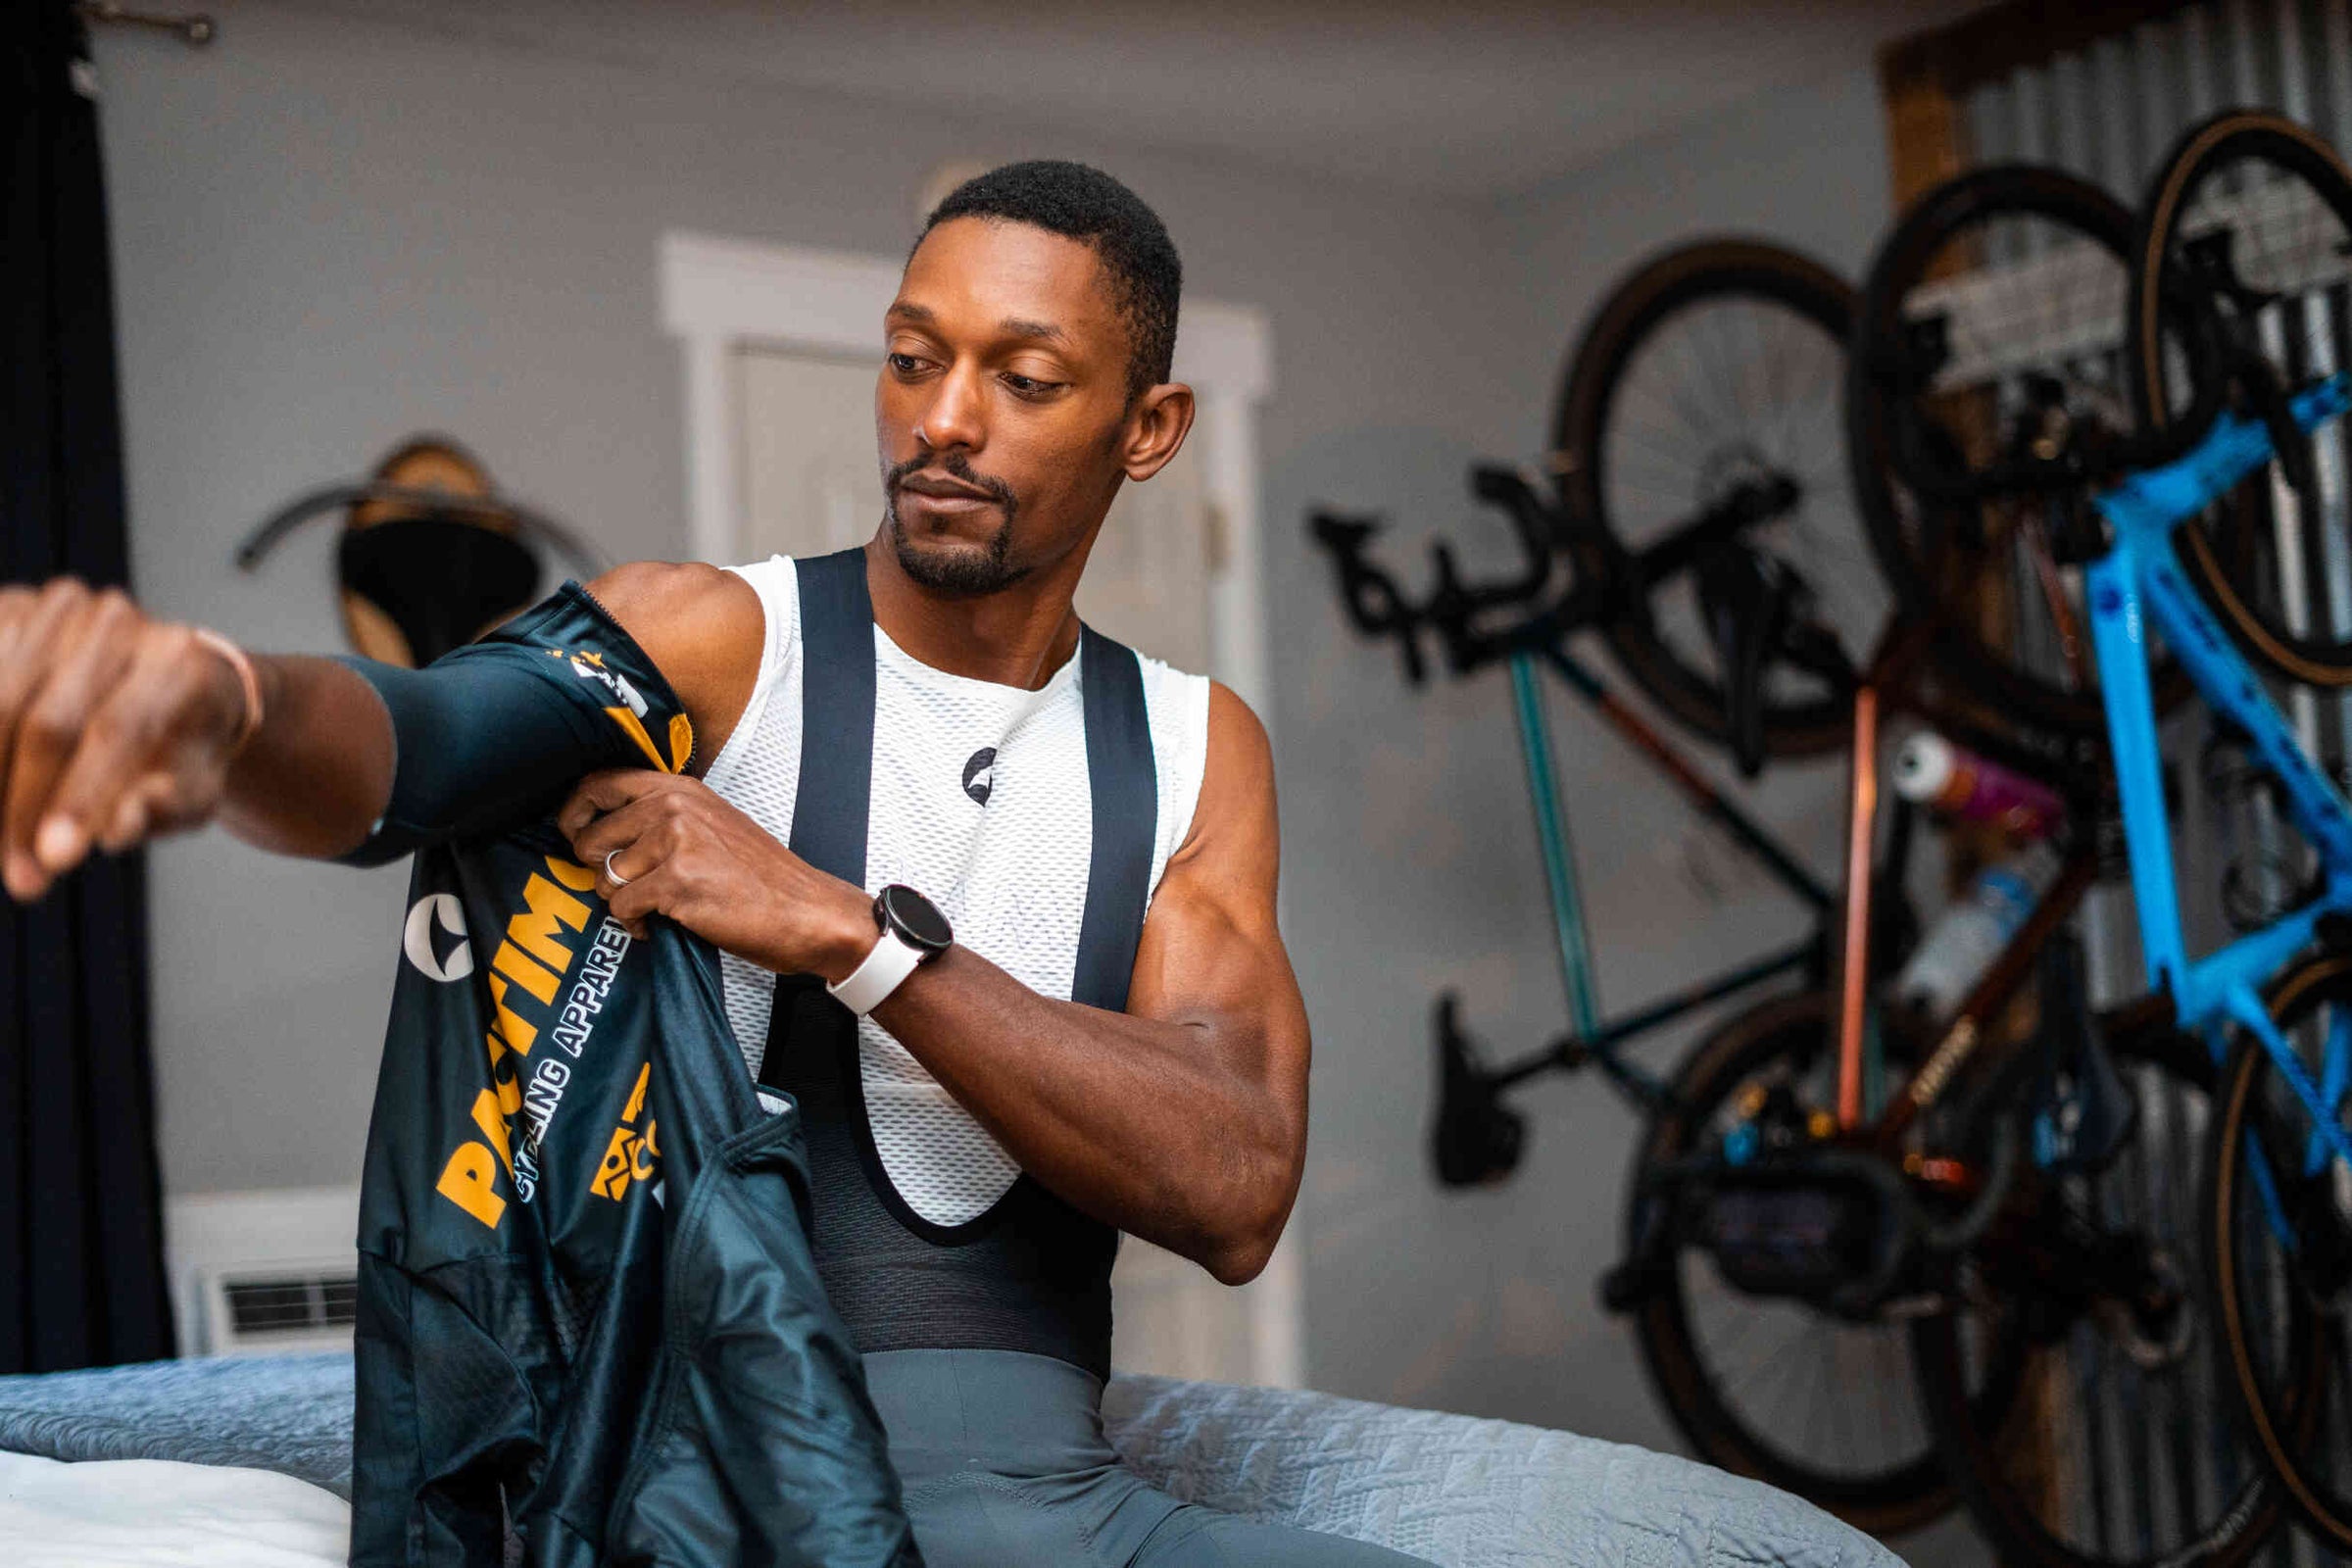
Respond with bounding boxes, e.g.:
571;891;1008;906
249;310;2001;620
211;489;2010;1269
1881;0;2196;103
1881;40;1972;214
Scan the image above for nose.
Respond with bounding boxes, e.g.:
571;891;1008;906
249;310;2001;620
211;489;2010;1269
914;360;987;455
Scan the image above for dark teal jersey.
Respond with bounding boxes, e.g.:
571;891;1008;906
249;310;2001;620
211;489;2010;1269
348;585;918;1567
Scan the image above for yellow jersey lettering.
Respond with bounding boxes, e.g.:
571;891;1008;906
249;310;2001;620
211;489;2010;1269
436;1142;507;1229
469;1088;514;1175
492;940;561;1006
544;855;598;894
619;1060;652;1125
486;973;540;1057
506;873;589;973
483;1030;524;1116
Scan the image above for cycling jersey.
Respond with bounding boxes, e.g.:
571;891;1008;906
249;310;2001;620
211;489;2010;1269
346;585;918;1568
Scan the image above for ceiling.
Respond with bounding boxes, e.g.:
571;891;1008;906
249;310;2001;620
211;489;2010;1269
270;0;1983;199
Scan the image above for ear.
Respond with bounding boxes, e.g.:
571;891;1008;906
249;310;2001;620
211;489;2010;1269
1118;382;1196;483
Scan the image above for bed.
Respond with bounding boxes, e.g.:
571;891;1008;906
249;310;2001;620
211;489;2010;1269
0;1353;1902;1566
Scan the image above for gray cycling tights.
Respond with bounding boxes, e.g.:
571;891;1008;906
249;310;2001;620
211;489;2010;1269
864;1348;1432;1568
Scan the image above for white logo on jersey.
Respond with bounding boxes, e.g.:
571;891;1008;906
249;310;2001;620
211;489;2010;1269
403;893;473;981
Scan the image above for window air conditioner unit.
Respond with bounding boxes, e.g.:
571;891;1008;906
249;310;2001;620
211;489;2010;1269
192;1261;359;1357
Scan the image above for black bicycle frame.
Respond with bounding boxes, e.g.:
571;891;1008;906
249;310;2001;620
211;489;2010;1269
1311;466;1835;1119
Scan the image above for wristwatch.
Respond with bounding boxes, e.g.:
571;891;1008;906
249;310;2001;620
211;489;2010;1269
826;884;954;1015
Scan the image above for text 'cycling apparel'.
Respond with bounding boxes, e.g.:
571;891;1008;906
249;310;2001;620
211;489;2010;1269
345;585;919;1568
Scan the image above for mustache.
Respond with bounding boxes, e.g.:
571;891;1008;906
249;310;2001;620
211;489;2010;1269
883;451;1017;511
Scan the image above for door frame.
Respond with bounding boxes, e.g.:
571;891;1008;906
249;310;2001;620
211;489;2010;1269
658;229;1300;1388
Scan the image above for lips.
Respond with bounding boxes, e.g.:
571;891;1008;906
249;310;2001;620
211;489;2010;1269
898;473;997;504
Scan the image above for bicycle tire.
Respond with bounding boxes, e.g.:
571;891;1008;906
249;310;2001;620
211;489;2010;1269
2129;110;2352;688
1849;164;2191;740
2206;950;2350;1548
1627;989;2020;1535
1553;240;1870;760
1909;1017;2292;1568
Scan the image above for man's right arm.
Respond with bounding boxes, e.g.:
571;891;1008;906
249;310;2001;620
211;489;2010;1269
0;564;760;904
0;579;391;900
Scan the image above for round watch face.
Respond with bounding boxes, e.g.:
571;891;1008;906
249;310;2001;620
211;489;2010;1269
878;884;954;952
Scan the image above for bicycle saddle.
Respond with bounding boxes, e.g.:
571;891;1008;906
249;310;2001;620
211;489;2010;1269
1693;542;1809;778
1431;993;1524;1187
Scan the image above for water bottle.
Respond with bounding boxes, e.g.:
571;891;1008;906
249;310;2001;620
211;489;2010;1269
1889;841;2063;1021
1891;731;2064;841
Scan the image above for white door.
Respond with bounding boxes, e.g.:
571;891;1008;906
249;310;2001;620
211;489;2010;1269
734;342;1253;1384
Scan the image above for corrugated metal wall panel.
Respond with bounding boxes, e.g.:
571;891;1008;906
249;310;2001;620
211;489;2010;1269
1936;16;2352;1559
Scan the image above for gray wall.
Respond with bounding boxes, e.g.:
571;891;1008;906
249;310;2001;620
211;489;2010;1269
94;0;1527;1199
91;0;1912;1463
1290;65;1898;1446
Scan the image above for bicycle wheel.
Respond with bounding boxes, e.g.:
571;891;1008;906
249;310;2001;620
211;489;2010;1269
2130;110;2352;688
1849;165;2190;740
2207;950;2352;1548
1553;240;1878;760
1910;1019;2292;1568
1626;989;2021;1535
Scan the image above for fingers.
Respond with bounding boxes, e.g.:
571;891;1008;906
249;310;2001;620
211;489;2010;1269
566;773;708;867
568;792;671;868
2;586;139;899
556;768;672;841
95;770;191;855
604;859;673;939
0;581;95;893
36;629;214;880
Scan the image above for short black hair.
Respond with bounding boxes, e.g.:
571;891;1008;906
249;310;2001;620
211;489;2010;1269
919;160;1181;404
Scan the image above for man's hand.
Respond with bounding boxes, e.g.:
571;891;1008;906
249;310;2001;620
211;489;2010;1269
558;769;877;980
0;579;256;901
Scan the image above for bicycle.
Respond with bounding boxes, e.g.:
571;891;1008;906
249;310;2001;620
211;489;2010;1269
1872;110;2352;1567
1310;240;2099;1533
2120;109;2352;1557
1311;241;1888;1202
1539;156;2334;1553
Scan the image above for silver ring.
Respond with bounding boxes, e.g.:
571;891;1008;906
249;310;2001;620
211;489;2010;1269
604;849;630;889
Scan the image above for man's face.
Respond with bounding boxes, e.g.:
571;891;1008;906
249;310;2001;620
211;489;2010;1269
878;218;1141;597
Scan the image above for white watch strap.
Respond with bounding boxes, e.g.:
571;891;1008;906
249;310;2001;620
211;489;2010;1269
826;927;927;1015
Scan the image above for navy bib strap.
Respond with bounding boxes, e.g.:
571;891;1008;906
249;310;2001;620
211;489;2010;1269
787;548;873;887
756;589;1162;1380
1072;626;1157;1013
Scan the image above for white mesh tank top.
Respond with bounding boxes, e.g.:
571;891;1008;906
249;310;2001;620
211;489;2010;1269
704;554;1211;1227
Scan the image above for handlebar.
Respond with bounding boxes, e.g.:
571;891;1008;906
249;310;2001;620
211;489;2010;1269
1306;464;1570;684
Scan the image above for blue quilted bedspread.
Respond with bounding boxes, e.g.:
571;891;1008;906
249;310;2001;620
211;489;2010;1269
0;1355;1902;1567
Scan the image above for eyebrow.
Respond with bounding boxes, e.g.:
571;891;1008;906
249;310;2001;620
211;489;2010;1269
998;317;1069;347
884;300;1069;348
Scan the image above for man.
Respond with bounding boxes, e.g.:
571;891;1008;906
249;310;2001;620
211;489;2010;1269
0;161;1428;1567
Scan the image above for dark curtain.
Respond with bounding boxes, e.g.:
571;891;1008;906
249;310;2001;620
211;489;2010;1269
0;2;174;1373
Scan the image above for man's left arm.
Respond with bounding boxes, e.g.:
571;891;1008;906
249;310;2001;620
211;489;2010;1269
558;683;1308;1286
874;683;1306;1284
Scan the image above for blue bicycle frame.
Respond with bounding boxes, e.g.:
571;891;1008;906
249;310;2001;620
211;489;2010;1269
2086;371;2352;1197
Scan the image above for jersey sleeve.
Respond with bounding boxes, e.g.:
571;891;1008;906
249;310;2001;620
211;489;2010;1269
334;581;697;866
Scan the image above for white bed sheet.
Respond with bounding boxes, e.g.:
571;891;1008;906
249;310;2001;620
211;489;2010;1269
0;1450;347;1567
